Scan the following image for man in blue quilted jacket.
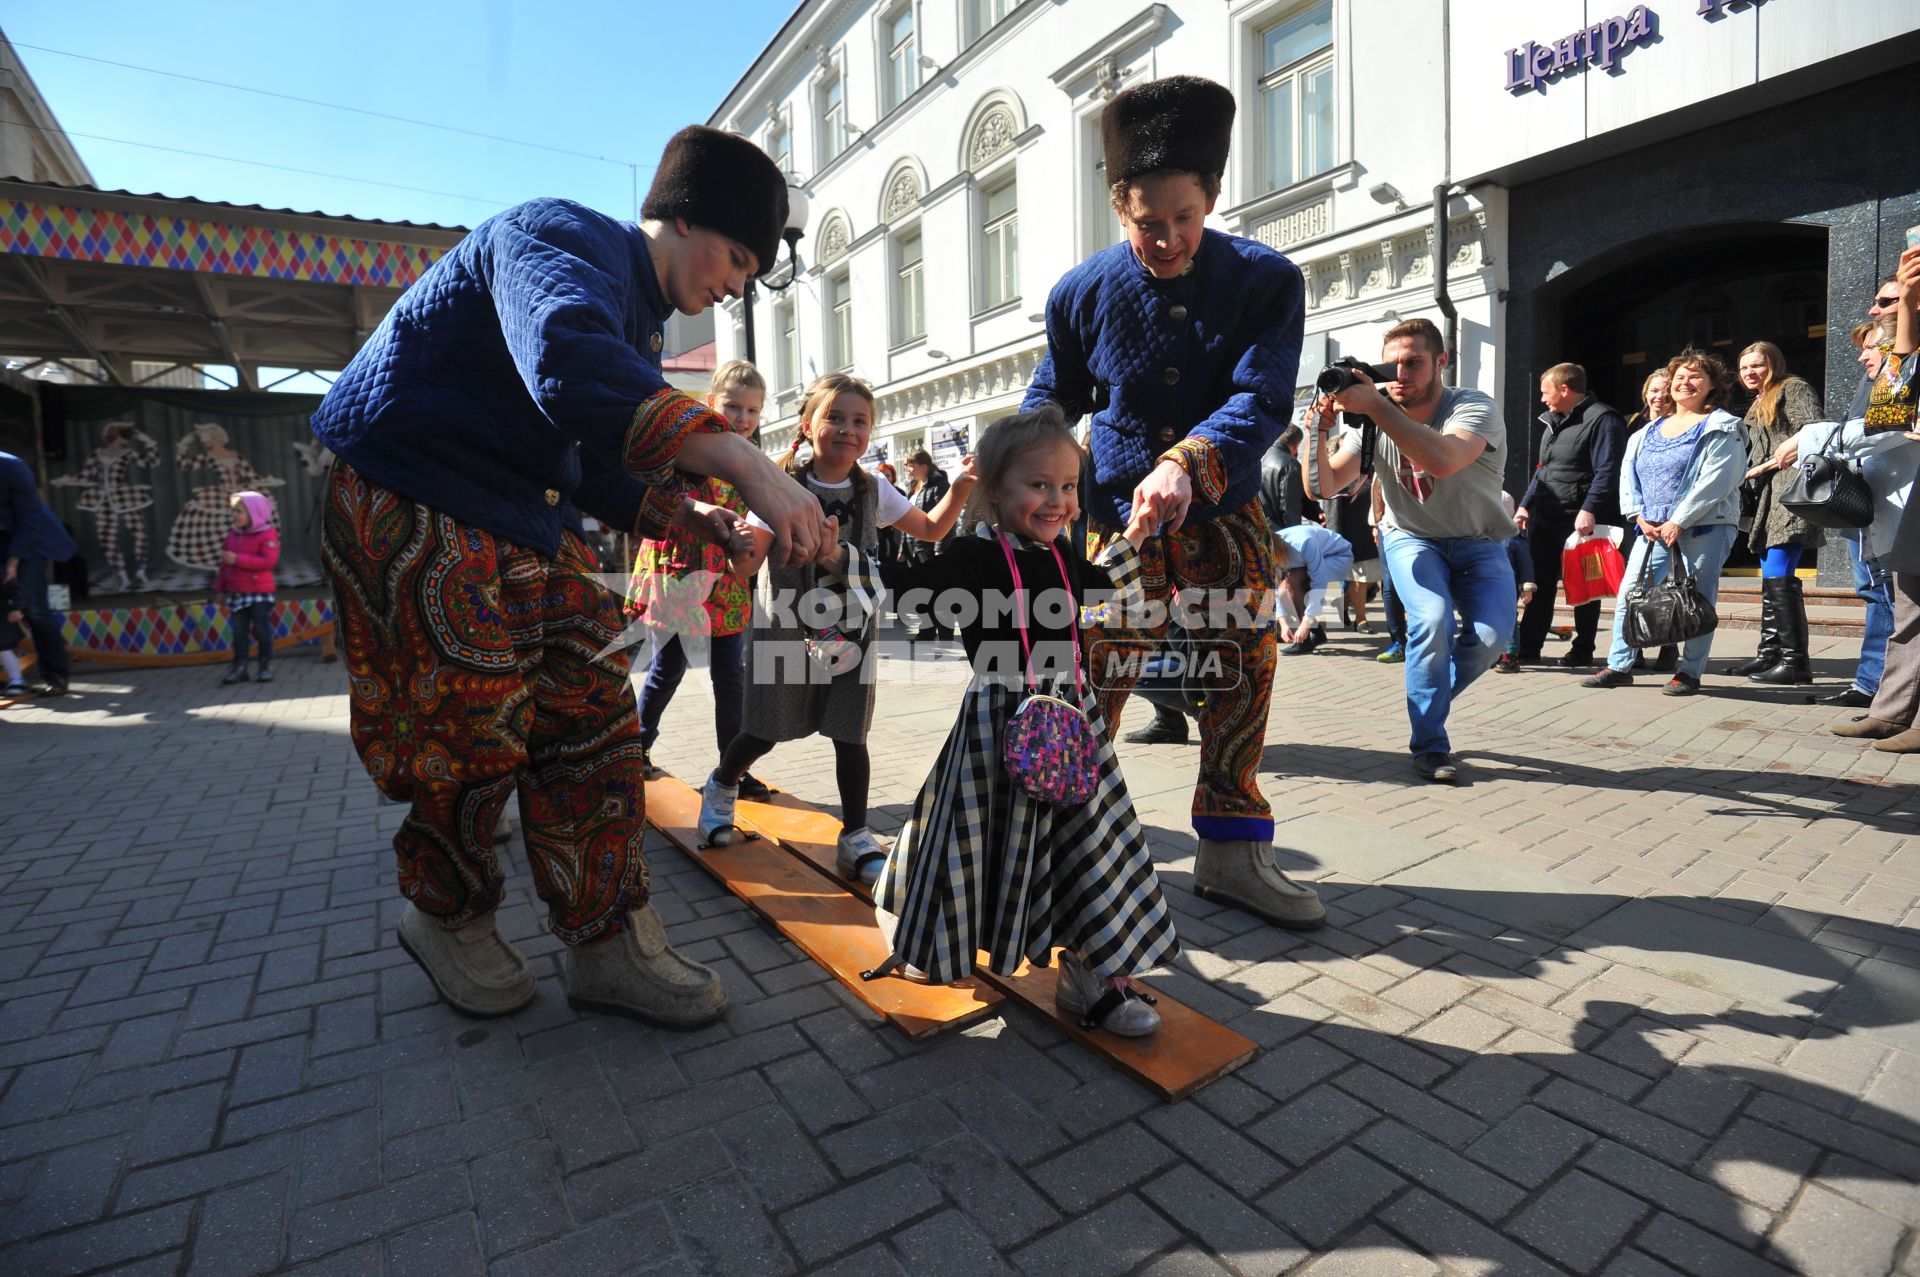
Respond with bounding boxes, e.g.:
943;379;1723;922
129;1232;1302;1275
312;126;826;1029
1024;76;1324;931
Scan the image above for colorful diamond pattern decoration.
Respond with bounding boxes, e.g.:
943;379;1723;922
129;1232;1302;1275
60;597;334;659
2;200;446;287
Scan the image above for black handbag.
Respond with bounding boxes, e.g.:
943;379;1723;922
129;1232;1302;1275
1781;426;1874;530
1620;542;1719;649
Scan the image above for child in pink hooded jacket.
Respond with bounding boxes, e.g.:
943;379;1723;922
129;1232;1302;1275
216;490;279;684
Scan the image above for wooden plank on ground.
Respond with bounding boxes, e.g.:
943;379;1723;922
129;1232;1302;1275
643;776;1001;1040
975;955;1258;1103
741;791;1258;1101
740;792;865;898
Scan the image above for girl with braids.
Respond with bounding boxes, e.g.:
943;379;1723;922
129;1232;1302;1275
697;374;974;885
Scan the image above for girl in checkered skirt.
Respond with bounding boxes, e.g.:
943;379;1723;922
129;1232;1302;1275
216;491;280;685
867;407;1177;1037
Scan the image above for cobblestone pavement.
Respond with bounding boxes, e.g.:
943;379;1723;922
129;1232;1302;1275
1;619;1916;1276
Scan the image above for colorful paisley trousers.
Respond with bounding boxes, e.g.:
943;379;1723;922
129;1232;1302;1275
322;462;649;944
1085;498;1278;843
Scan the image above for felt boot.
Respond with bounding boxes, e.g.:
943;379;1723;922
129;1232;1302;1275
565;903;728;1028
1749;577;1811;685
396;903;536;1018
1194;839;1326;930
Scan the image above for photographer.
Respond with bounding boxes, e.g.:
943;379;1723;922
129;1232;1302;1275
1310;318;1514;783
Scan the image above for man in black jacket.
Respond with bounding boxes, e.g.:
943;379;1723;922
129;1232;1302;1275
1514;363;1626;668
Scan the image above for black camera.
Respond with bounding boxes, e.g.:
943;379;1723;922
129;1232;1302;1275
1316;357;1399;395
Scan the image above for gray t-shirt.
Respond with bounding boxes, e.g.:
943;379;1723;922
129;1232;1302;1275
1341;386;1510;541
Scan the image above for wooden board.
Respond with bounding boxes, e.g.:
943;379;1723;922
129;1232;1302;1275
644;777;1001;1040
739;792;868;899
975;955;1258;1103
740;793;1257;1101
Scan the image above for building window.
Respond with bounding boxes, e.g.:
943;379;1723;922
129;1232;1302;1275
819;67;847;166
1088;143;1123;253
894;230;925;344
777;301;800;390
829;271;854;370
884;4;918;113
981;178;1018;309
768;112;793;178
967;0;1011;44
1259;1;1334;192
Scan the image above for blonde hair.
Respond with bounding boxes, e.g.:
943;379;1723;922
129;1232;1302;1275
1640;369;1671;413
962;404;1079;533
709;358;765;398
1738;341;1793;427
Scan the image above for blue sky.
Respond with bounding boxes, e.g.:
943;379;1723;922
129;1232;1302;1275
2;0;801;229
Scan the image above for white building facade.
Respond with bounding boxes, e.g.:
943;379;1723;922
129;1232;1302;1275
707;0;1920;521
707;0;1496;466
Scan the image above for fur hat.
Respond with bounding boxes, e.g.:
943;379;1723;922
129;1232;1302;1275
641;126;789;275
1100;75;1236;188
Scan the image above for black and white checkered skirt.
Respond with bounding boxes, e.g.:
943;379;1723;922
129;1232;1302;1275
873;675;1178;986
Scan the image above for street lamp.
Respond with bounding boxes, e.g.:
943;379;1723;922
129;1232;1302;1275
741;184;811;366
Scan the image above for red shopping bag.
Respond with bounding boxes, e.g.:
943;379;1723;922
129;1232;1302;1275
1562;532;1626;606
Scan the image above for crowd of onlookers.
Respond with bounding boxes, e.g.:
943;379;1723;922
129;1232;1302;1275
5;254;1918;777
1223;254;1920;769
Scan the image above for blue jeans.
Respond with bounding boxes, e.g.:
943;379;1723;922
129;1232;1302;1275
1605;524;1738;679
1847;536;1894;695
636;629;745;754
14;556;69;683
1377;533;1407;646
1379;531;1516;755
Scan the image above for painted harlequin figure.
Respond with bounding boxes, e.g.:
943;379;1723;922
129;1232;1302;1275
312;126;828;1028
1023;76;1323;931
52;420;160;592
168;423;285;578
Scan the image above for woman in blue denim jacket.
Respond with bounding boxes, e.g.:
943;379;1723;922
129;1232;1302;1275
1584;350;1749;695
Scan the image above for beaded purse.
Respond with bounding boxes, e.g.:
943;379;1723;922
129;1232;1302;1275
997;535;1100;806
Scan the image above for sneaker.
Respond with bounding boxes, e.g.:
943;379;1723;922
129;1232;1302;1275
1582;668;1633;689
737;773;772;800
1053;950;1159;1037
221;667;249;685
835;826;889;886
697;772;739;847
1414;751;1458;784
1493;653;1519;674
255;667;274;684
1;680;28;697
1663;672;1700;697
1376;642;1406;664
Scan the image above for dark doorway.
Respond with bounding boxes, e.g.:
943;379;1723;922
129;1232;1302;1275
1555;224;1829;421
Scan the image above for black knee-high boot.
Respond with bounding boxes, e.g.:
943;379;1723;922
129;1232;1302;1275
1725;578;1782;676
1751;576;1812;684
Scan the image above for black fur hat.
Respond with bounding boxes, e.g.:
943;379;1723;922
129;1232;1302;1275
641;126;789;275
1100;76;1236;188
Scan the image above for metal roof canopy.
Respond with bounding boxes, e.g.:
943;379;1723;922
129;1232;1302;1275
0;179;467;391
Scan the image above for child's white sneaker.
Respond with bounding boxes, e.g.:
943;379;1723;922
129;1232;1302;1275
698;772;739;847
835;826;888;885
1054;950;1160;1037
